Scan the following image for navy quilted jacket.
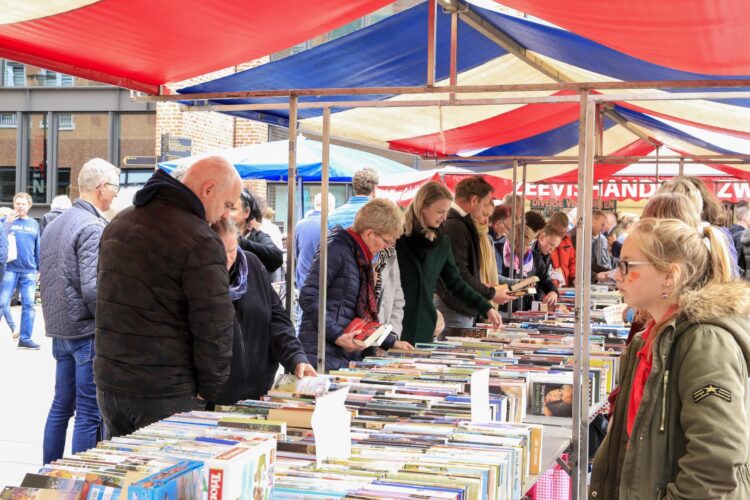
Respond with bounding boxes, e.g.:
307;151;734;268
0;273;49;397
40;200;106;339
298;227;362;370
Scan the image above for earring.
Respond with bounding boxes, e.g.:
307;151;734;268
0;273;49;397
661;292;669;299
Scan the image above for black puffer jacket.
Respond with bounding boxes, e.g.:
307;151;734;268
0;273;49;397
299;227;362;370
40;200;106;339
214;251;308;405
239;229;283;273
94;170;235;401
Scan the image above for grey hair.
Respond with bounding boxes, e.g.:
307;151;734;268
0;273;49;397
314;192;336;210
78;158;120;193
50;195;72;211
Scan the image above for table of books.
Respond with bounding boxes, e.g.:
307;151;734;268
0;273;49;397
1;310;627;500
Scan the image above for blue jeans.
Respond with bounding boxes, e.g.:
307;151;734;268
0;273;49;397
43;337;101;464
0;270;35;341
433;294;475;336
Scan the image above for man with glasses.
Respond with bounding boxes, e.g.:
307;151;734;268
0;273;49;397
39;158;120;463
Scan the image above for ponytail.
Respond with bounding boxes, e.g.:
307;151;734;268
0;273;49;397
703;225;734;284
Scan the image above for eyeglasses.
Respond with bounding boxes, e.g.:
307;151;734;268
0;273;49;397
377;233;395;247
99;183;121;193
616;260;652;276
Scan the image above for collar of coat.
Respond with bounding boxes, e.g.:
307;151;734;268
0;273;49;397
663;280;750;370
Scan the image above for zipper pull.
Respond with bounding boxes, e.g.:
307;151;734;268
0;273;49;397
660;370;670;432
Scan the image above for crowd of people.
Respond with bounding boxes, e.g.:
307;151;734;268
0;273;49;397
8;157;749;497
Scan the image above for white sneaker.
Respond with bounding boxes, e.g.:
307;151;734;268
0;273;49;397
11;330;19;340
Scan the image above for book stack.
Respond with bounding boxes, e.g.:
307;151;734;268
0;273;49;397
0;416;278;499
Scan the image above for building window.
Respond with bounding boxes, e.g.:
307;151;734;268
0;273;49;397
57;114;74;130
38;69;74;87
3;62;25;87
0;113;17;128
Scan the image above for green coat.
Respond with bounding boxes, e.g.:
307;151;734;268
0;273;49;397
590;281;750;500
396;233;492;345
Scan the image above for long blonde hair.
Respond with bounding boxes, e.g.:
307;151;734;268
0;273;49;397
660;176;727;226
631;218;733;301
642;192;701;229
404;181;453;240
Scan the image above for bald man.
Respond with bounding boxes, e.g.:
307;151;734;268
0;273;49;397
94;157;242;437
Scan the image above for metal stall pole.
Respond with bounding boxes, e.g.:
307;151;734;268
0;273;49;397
285;95;298;318
317;107;332;373
655;145;661;184
449;10;458;101
572;91;595;500
679;156;685;177
427;0;437;87
507;160;519;317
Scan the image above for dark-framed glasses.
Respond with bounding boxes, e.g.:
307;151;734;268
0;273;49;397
616;260;651;276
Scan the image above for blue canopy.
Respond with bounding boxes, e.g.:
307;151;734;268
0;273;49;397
157;137;414;182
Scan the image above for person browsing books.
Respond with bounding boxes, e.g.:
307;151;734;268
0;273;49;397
95;157;241;438
230;189;283;276
434;177;512;331
396;182;502;346
590;218;750;500
299;198;406;370
209;218;315;405
499;223;559;311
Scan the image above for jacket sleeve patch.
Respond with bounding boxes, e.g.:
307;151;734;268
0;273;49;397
692;384;732;404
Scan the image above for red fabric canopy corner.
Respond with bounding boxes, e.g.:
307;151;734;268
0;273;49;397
0;0;392;94
495;0;750;76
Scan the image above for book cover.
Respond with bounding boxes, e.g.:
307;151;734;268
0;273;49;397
531;381;573;417
128;460;203;500
344;318;393;348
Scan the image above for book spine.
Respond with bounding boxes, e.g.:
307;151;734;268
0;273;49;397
207;467;225;500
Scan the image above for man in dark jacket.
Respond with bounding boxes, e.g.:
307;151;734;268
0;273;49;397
40;158;119;463
94;156;242;438
435;176;509;329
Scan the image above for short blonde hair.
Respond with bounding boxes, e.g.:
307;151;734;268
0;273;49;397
13;192;32;205
352;198;404;239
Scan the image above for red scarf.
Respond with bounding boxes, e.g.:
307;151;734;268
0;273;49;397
346;228;378;321
627;305;678;436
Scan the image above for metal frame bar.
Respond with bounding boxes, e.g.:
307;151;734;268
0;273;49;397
285;95;298;318
426;0;437;87
571;90;595;499
317;107;331;373
506;160;519;316
135;80;750;102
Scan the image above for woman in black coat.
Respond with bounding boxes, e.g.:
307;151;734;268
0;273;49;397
230;189;283;275
211;219;316;405
299;199;407;371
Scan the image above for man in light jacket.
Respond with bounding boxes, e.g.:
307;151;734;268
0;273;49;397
40;158;120;463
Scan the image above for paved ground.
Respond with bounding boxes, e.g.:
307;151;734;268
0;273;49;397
0;305;73;488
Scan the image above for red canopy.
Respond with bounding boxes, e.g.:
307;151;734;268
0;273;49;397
0;0;391;94
495;0;750;75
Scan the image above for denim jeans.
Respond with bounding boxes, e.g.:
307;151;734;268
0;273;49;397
433;294;475;337
97;390;206;439
42;337;101;464
0;270;36;341
3;303;15;331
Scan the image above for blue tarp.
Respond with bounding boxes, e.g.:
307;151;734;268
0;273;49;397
157;137;414;182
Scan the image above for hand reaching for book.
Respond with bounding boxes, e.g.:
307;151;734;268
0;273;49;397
486;308;502;330
393;340;415;350
491;286;512;305
543;291;558;307
334;332;367;352
294;363;317;378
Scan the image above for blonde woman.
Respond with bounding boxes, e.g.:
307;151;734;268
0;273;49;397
590;218;750;499
396;181;501;345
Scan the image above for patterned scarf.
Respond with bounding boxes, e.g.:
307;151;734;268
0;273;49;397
475;223;499;287
228;247;248;301
373;247;394;303
503;240;534;277
346;228;378;321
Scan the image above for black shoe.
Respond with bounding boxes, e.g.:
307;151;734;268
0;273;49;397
18;339;40;350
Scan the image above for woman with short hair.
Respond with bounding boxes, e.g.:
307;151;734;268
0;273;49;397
299;198;406;370
210;218;315;405
230;189;283;275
